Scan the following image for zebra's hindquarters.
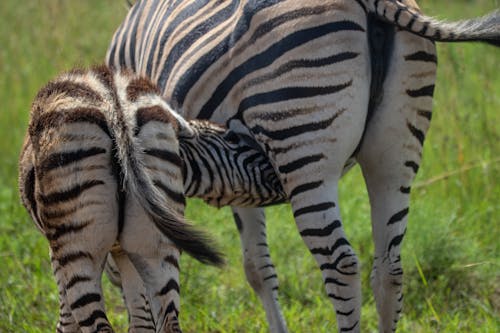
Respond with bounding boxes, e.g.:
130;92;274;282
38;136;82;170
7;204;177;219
25;105;119;332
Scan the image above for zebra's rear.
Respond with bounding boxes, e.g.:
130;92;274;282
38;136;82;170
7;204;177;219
20;68;120;332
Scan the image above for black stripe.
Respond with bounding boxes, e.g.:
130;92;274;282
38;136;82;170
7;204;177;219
165;301;179;316
24;167;38;227
78;310;108;328
171;0;283;105
259;264;275;270
47;220;92;242
407;15;416;31
393;9;402;23
354;0;367;11
132;324;156;330
239;82;351;117
388;208;409;225
70;293;101;310
131;313;152;322
433;29;442;40
95;323;113;332
417;109;432;121
404;161;419;173
419;22;429;36
406;85;435;98
289;180;323;199
39;147;106;175
157;0;240;88
144;148;183;168
311;237;349;257
407;122;425;146
164;255;179;269
35;80;103;104
300;220;341;237
336;308;355;316
325;277;348;287
400;186;411;194
293;201;335;218
233;212;243;232
251;104;348;140
279;154;324;174
39;180;104;206
31;107;110;139
57;251;92;267
154;180;186;206
328;293;353;301
146;0;214;78
119;0;144;71
340;320;359;332
196;20;364;119
156;279;180;296
66;275;92;290
388;232;406;252
244;52;359;90
263;274;278;281
404;51;437;63
320;251;357;273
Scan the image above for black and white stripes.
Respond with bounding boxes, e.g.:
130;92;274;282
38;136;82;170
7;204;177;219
105;1;499;332
20;64;287;332
19;66;223;332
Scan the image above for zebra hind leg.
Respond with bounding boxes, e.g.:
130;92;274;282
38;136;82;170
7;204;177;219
106;250;155;333
232;207;288;333
53;268;82;333
290;180;361;332
357;22;436;332
120;197;182;333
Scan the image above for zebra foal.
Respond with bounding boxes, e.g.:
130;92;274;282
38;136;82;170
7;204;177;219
106;0;499;332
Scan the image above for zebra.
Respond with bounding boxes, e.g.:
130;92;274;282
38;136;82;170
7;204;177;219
19;64;286;332
106;0;499;332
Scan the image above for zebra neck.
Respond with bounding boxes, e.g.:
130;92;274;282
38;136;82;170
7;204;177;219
178;126;285;208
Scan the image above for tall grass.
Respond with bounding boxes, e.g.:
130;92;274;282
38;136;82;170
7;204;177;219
0;1;498;332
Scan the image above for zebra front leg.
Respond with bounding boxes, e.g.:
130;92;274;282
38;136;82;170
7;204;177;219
232;207;288;333
290;181;361;332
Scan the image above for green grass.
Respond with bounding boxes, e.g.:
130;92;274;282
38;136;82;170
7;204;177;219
0;0;498;332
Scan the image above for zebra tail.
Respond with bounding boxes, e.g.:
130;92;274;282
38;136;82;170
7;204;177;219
368;1;500;46
114;118;224;267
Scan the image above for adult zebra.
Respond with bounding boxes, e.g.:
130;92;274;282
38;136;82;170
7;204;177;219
106;0;499;332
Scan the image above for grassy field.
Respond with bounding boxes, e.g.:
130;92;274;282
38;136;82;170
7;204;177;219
0;0;498;332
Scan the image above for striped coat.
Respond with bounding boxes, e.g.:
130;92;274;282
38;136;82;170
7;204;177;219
106;1;499;332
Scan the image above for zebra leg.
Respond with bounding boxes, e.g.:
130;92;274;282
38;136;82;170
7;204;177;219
290;181;361;332
232;207;288;333
50;240;115;333
107;250;155;333
357;27;436;332
120;199;182;333
39;159;118;332
52;256;81;333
